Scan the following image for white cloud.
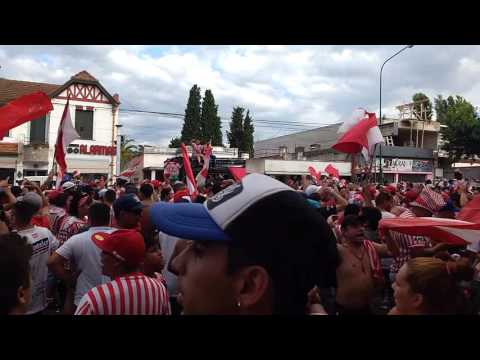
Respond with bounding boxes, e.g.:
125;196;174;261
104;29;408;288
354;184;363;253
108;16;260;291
1;45;480;147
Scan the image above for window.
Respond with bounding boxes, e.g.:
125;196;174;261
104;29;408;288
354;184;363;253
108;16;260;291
30;115;47;144
75;109;94;140
23;170;48;176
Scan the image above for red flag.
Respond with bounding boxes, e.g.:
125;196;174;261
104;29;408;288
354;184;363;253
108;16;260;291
0;92;53;139
119;169;136;178
379;217;480;247
325;164;340;178
55;99;80;188
457;195;480;224
195;143;213;187
180;143;198;200
228;167;246;182
332;112;384;158
308;166;321;182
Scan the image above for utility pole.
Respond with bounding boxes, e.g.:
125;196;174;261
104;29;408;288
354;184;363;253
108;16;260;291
115;124;123;176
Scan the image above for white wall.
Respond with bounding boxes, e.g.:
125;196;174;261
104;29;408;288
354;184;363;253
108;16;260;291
49;98;116;164
247;159;352;176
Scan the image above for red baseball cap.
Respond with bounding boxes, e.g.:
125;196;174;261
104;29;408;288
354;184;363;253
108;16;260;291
405;190;418;203
91;230;145;267
384;185;396;194
151;179;161;188
47;190;63;201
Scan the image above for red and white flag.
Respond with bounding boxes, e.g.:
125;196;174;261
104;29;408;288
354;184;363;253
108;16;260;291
180;143;198;200
332;110;384;160
0;92;53;139
457;195;480;224
324;164;340;178
195;143;212;188
228;167;247;182
379;217;480;247
308;166;321;183
55;99;80;188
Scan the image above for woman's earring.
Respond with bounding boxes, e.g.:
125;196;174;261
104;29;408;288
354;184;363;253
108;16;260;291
236;300;241;308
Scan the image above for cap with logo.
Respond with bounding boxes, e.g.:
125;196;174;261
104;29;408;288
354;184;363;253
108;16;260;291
91;229;145;267
149;173;339;289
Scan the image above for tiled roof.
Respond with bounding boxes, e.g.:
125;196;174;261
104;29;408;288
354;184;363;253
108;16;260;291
254;123;342;153
0;78;61;106
71;70;97;82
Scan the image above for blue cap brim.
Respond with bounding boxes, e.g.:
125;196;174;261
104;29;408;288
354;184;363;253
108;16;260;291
149;202;231;242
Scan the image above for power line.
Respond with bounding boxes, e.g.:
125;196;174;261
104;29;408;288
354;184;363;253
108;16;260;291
119;108;335;128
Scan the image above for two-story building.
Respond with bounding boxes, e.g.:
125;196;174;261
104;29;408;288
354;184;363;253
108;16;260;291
0;71;119;183
253;102;442;182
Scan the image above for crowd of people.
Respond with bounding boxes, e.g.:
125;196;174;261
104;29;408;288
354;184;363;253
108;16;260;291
1;167;479;315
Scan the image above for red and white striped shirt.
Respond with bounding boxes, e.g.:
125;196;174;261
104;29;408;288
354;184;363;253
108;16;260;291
74;273;171;315
389;209;431;274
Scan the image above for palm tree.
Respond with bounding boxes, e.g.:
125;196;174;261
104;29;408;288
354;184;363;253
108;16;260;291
120;136;140;171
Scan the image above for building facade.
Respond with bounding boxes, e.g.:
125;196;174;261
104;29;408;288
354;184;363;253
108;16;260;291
254;103;442;182
0;71;119;183
123;145;247;183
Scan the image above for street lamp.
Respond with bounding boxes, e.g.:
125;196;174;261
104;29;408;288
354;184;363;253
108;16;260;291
378;45;414;184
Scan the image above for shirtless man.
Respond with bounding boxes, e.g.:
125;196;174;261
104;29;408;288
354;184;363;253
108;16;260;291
335;215;392;315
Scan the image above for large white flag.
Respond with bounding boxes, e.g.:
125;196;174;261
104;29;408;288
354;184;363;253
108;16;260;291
55;99;80;188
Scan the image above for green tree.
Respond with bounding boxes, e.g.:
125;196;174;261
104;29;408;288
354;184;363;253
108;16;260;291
241;110;255;157
120;136;140;170
181;84;202;143
412;93;433;120
200;89;223;146
434;95;449;124
227;107;245;151
169;136;181;148
438;95;480;162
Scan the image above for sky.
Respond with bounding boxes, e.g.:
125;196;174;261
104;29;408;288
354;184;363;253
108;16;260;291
1;45;480;147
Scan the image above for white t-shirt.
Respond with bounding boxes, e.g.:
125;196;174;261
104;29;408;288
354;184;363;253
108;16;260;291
18;226;59;315
55;226;115;305
159;231;179;297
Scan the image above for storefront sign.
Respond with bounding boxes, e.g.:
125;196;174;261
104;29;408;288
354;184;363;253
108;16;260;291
412;160;433;172
67;144;116;156
0;143;19;154
375;158;433;173
375;158;413;172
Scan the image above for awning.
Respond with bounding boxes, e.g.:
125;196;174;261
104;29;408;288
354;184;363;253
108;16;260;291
0;156;17;168
66;158;112;173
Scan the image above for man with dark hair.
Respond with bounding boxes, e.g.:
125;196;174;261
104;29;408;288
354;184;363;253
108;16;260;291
0;233;33;315
103;189;116;207
139;183;154;207
335;215;392;315
125;183;139;196
11;201;58;315
375;191;395;219
74;229;170;315
48;203;114;314
149;173;338;315
113;194;144;229
48;191;68;237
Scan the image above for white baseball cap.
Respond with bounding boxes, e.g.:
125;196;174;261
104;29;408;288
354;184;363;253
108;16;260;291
305;185;321;197
62;181;75;191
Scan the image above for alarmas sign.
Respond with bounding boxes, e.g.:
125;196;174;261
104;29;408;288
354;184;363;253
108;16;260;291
67;144;116;156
